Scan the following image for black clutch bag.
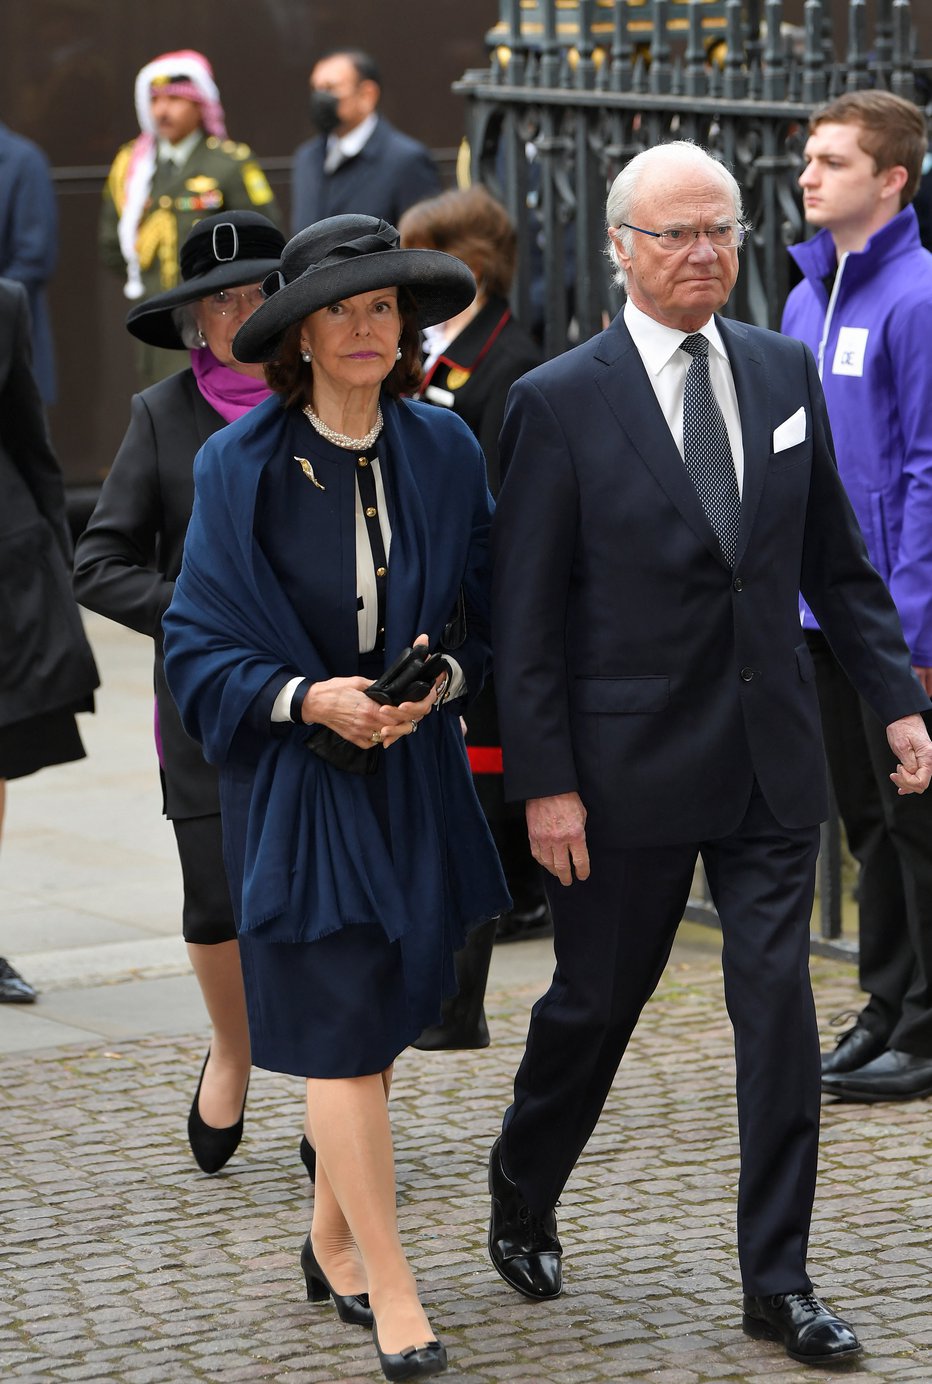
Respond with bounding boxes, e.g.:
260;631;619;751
304;644;450;775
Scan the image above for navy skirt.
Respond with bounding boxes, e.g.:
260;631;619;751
235;652;451;1079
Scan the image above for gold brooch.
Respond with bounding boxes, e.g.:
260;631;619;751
293;456;326;490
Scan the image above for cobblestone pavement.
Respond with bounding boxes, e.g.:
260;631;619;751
3;951;931;1384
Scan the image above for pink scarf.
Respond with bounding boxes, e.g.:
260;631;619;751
191;346;271;423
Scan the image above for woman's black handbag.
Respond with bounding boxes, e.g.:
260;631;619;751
304;643;451;775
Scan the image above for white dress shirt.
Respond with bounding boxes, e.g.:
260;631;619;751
157;129;202;170
323;113;378;174
623;298;745;495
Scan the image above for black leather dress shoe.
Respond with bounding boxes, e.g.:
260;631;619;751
187;1051;248;1174
372;1326;447;1381
0;957;36;1004
820;1017;887;1075
822;1048;932;1102
300;1235;371;1327
488;1136;562;1299
495;903;553;944
742;1292;861;1364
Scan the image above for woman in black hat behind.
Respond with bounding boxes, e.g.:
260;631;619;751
162;216;510;1380
74;210;285;1176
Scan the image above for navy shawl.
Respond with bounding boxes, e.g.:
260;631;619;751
162;392;510;949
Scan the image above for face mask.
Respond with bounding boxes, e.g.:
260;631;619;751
309;90;341;135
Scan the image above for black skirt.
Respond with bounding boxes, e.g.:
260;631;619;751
0;707;86;780
171;813;237;946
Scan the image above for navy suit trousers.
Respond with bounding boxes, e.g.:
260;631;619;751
501;784;821;1296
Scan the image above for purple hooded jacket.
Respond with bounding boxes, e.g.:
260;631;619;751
782;205;932;666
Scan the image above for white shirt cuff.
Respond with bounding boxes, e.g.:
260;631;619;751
443;657;466;700
272;676;305;722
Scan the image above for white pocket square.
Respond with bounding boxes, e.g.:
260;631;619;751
772;406;807;453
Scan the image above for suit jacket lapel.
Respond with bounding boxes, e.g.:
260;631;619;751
594;315;724;563
716;316;769;565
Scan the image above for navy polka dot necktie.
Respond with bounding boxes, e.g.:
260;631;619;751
680;333;741;566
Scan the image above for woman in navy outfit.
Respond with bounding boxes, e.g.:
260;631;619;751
163;215;509;1381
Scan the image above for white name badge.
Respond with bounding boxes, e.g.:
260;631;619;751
832;326;869;377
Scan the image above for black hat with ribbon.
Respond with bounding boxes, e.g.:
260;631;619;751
232;214;476;363
125;211;285;349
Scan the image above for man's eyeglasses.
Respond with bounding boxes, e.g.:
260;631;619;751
618;221;747;250
202;286;266;317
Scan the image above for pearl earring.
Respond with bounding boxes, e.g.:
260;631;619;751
196;329;207;348
301;349;312;363
396;346;402;361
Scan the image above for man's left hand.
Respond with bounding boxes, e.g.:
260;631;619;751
886;712;932;794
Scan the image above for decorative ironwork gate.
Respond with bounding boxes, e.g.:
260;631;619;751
456;0;925;356
455;0;926;953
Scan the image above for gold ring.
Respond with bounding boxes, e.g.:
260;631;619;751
371;730;383;744
410;719;418;734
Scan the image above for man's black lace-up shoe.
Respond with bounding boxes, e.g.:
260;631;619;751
742;1291;862;1364
487;1136;562;1299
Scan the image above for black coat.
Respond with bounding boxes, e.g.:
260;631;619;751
73;369;222;817
0;278;97;728
418;297;540;758
290;117;441;235
418;297;540;495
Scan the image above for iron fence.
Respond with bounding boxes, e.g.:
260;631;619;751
456;0;924;353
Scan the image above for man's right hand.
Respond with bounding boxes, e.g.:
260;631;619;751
526;792;590;886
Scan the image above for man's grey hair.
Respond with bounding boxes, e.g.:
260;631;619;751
605;141;746;291
171;303;203;350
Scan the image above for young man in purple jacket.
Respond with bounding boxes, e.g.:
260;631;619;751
782;90;932;1102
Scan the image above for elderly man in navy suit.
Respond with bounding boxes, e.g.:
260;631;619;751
487;140;932;1367
290;49;441;235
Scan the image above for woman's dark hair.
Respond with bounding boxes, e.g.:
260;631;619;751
264;287;423;407
398;185;517;300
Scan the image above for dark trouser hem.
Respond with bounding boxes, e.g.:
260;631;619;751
503;784;820;1291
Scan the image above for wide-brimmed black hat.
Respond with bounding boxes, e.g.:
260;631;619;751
232;214;476;363
126;211;286;350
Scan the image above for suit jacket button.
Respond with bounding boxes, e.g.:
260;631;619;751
740;666;755;682
733;576;744;592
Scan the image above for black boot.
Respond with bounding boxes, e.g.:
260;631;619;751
412;919;497;1050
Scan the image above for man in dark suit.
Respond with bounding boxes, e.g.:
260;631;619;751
290;49;441;235
487;141;932;1366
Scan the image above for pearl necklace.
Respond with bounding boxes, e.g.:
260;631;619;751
302;403;383;451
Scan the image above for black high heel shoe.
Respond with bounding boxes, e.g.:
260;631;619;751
300;1235;372;1327
187;1051;248;1174
299;1134;316;1184
372;1325;447;1381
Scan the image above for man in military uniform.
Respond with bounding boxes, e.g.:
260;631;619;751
100;49;279;387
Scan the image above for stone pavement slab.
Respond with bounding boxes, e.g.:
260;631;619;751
2;613;931;1381
2;953;931;1384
